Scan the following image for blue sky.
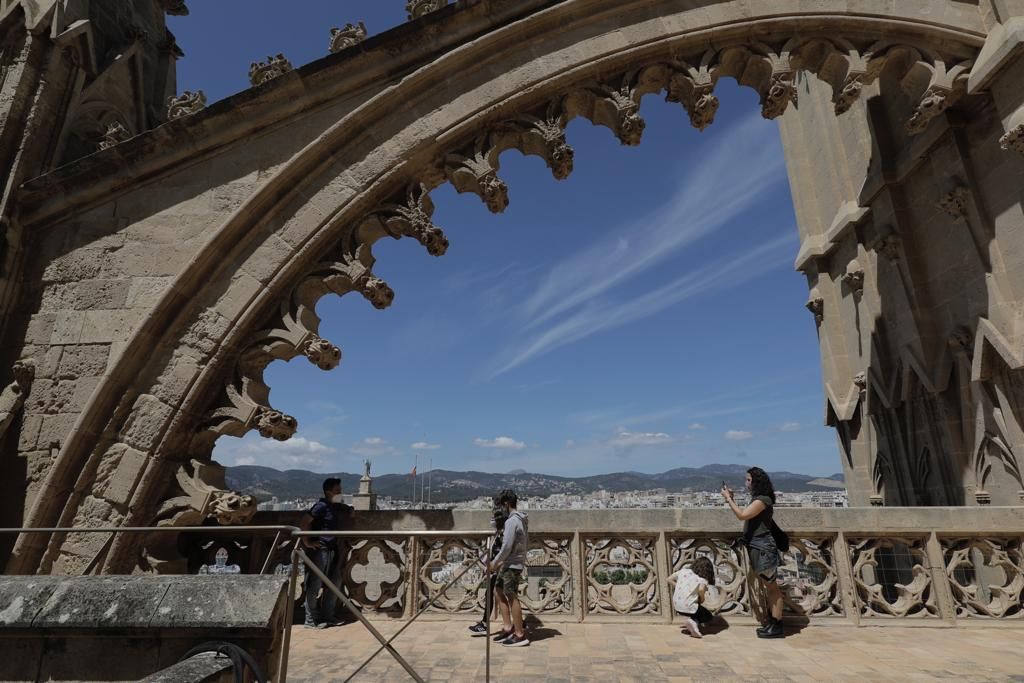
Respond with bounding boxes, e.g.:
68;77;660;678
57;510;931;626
171;2;838;478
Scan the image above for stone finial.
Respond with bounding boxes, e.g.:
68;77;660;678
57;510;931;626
160;0;188;16
999;124;1024;157
98;121;131;150
301;335;342;371
249;54;293;87
166;90;207;120
329;21;367;53
406;0;449;20
938;186;970;221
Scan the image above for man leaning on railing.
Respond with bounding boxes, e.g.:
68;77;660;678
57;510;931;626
299;477;354;629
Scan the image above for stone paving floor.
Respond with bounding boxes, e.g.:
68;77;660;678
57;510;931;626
287;618;1024;682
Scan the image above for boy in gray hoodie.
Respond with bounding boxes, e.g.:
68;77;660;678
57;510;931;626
487;488;530;647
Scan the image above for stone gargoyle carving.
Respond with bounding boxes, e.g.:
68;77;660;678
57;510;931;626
140;458;256;573
0;359;34;442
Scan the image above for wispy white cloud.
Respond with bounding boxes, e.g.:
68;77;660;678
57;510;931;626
411;441;441;450
725;430;754;442
779;422;801;432
518;112;786;328
689;423;706;430
226;436;334;470
607;429;673;448
474;436;526;450
488;233;794;377
350;437;399;457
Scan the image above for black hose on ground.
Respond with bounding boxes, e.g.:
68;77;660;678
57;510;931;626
179;641;267;683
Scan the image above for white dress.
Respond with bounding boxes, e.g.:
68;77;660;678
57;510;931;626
672;566;708;614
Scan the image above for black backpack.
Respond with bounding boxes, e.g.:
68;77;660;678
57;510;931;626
769;520;790;553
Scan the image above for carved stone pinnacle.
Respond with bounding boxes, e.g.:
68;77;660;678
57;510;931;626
249;54;293;87
167;90;207;120
98;121;131;151
329;22;367;53
999;124;1024;157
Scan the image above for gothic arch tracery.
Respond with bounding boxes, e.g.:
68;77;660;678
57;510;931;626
6;4;989;573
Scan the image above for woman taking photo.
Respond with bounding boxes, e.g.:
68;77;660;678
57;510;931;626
720;467;784;639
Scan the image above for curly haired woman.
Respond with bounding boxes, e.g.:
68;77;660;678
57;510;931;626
721;467;784;639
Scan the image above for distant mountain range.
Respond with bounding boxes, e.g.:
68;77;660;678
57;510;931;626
226;463;846;504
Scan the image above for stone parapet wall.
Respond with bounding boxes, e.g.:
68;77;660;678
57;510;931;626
208;508;1024;625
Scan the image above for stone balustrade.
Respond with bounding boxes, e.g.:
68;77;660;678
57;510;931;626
173;507;1024;627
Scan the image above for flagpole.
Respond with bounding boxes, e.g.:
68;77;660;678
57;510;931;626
428;457;432;506
412;453;417;507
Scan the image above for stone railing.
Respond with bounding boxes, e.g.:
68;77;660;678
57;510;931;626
181;508;1024;626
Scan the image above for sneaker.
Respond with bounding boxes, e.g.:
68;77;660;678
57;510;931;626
468;622;488;636
501;633;530;647
756;617;779;634
303;622;318;629
681;617;702;638
493;629;513;643
756;621;784;639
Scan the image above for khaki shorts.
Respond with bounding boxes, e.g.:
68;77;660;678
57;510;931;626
499;567;522;599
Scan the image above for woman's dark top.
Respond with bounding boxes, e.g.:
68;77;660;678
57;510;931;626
743;494;774;541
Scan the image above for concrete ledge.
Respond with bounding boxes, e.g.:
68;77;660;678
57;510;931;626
0;575;288;682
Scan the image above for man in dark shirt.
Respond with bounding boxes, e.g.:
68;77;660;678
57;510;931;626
300;477;353;628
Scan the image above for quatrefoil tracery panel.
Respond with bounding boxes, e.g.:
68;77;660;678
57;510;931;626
778;536;844;617
344;538;407;611
943;536;1024;619
849;536;937;618
668;536;749;616
586;537;659;615
418;537;489;613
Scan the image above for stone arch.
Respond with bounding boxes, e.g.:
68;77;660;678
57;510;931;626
9;1;989;573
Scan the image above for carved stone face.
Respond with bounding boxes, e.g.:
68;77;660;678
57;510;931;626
806;297;825;323
618;112;645;146
689;92;719;131
12;359;35;388
548;142;574;180
210;490;257;525
303;337;342;371
255;408;297;441
480;174;509;213
843;269;865;293
362;277;395;309
420;227;449;257
835;76;864;115
762;73;796;120
854;371;867;390
906;87;948;134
